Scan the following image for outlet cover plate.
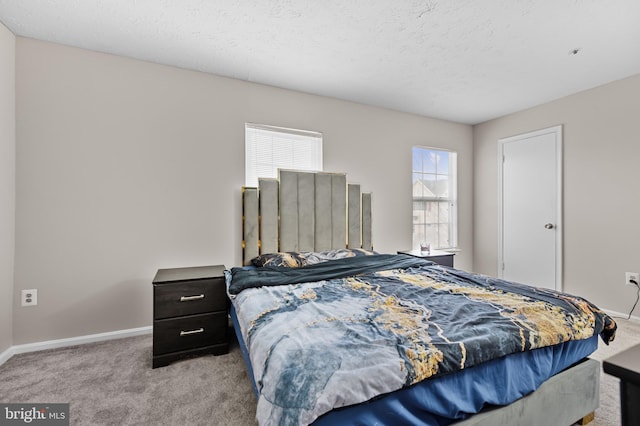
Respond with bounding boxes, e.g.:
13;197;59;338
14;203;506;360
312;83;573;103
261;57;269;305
21;289;37;307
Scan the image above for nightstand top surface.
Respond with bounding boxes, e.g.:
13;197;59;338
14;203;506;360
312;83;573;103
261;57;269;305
153;265;226;284
398;249;454;258
603;342;640;385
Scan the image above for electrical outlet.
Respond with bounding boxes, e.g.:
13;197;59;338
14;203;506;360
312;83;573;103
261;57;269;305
21;289;37;307
625;272;639;287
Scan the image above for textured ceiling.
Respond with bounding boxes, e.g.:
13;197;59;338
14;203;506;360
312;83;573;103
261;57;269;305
1;0;639;124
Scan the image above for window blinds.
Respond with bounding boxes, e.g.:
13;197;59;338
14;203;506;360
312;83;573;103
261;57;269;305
245;123;323;187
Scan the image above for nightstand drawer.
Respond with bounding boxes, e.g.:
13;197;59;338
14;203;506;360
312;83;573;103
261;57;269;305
153;312;227;355
154;278;226;319
397;249;455;267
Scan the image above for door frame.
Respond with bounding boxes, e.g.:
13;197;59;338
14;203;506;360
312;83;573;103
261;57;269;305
497;125;563;290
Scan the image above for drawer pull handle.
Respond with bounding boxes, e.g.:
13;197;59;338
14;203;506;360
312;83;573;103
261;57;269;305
180;328;204;336
180;294;205;302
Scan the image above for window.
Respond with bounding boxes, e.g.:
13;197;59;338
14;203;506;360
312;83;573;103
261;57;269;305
245;123;323;187
412;147;457;250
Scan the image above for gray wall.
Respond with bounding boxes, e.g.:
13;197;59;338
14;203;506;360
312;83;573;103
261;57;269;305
0;23;15;354
13;37;473;344
474;73;640;315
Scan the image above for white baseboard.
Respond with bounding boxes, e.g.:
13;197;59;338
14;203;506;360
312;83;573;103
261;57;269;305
0;345;13;366
0;326;152;367
603;308;640;322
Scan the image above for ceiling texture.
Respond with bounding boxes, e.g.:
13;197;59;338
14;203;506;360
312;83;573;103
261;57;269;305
1;0;639;124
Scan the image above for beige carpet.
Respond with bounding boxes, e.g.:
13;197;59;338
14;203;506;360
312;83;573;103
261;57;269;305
0;318;637;425
0;329;256;425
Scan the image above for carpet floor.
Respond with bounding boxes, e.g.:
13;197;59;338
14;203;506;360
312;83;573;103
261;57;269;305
1;318;638;425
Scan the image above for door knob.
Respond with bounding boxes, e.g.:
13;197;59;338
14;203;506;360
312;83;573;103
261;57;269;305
544;223;554;229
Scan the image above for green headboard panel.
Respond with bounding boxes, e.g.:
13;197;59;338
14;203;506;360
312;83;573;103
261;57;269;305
242;170;372;265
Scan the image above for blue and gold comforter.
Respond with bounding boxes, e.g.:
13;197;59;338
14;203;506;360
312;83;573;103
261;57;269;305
229;254;616;426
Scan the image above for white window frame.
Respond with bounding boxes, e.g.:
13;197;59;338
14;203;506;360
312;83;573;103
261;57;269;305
412;146;458;250
245;123;323;187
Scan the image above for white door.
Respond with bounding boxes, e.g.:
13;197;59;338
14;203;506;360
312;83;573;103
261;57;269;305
498;126;562;291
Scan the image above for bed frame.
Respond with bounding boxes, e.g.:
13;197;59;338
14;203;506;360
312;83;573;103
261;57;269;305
239;169;598;425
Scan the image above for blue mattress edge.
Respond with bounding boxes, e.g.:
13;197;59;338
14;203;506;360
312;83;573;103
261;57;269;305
230;303;259;396
230;303;598;426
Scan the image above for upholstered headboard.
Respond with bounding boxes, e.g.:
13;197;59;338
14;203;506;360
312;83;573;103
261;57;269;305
242;170;372;265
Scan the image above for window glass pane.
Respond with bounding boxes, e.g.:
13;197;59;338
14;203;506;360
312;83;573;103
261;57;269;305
424;201;438;224
435;175;449;197
422;150;436;173
436;151;449;174
412;174;424;198
424;224;438;247
412;146;457;250
413;201;424;227
424;175;437;197
412;147;422;172
438;224;450;248
438;202;451;224
412;224;425;247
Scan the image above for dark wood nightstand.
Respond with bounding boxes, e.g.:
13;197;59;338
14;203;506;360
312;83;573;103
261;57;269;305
397;249;455;267
603;343;640;425
152;265;229;368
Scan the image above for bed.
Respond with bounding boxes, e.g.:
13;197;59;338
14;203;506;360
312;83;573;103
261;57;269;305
229;170;616;426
